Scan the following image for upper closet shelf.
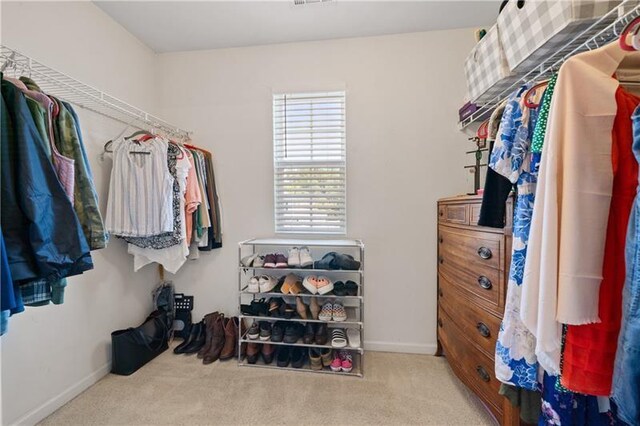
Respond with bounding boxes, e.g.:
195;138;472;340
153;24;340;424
459;1;640;130
0;45;191;140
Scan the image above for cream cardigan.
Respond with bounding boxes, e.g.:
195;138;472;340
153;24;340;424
520;42;640;375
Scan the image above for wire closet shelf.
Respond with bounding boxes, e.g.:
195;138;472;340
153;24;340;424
0;45;191;139
459;1;640;129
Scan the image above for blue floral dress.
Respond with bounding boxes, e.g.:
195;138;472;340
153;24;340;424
490;85;540;391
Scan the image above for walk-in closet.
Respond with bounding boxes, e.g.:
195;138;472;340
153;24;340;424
2;1;640;425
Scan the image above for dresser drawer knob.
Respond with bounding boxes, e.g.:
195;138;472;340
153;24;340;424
438;318;443;328
439;236;444;244
477;276;492;290
439;210;444;217
438;288;443;297
476;322;490;338
438;256;444;264
476;366;490;382
477;246;492;260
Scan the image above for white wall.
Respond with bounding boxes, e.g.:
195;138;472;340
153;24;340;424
1;2;162;425
156;30;474;354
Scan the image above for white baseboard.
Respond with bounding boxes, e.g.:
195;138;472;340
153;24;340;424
364;340;437;355
11;363;111;426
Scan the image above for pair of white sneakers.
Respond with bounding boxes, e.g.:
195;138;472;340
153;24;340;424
288;247;314;268
247;275;277;293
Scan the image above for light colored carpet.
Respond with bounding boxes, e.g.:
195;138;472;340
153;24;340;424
39;349;495;425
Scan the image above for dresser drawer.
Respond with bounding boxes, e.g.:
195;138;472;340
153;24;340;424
438;226;503;271
438;203;469;225
438;308;503;416
439;261;502;312
439;282;501;359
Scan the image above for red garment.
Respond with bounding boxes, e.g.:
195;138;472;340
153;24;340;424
560;87;640;395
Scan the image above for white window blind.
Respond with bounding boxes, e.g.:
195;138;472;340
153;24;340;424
273;91;346;234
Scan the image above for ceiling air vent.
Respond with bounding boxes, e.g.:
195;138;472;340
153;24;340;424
293;0;333;5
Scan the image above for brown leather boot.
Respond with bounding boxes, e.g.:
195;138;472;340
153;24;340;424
203;315;226;364
197;312;219;359
219;316;239;360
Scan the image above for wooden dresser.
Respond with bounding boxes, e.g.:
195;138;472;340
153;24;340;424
436;195;517;425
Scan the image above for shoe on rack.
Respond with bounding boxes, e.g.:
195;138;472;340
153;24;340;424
281;274;302;295
241;253;258;267
271;321;285;342
174;320;203;354
316;276;334;295
315;323;329;345
345;280;358;296
303;323;316;344
247;322;260;340
275;254;288;268
333;281;346;296
219;316;239;360
203;315;226;364
283;323;303;344
253;255;265;268
299;247;314;268
259;275;277;293
314;252;336;270
263;254;277;268
259;321;272;341
262;343;276;364
334;253;361;271
318;301;333;321
340;350;353;373
268;297;284;316
309;297;321;320
197;312;219;358
302;275;319;294
281;303;296;319
247;276;260;293
291;347;306;368
332;302;347;322
277;346;292;367
251;298;269;316
347;328;361;348
321;348;333;367
288;247;301;267
331;328;347;348
309;348;323;370
330;351;343;372
246;342;261;364
296;296;309;319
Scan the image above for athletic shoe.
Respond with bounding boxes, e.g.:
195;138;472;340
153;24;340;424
332;302;347;322
259;321;272;341
340;350;353;372
318;302;333;321
259;275;277;292
253;255;265;268
263;254;277;268
299;247;314;268
275;254;288;268
287;247;301;267
247;276;260;293
241;253;258;267
247;322;260;340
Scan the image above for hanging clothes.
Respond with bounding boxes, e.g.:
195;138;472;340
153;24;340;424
105;136;174;237
184;149;202;246
0;76;93;283
521;43;637;375
612;103;640;426
561;87;640;395
491;83;542;391
478;99;513;228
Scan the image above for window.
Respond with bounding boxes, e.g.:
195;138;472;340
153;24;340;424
273;91;346;234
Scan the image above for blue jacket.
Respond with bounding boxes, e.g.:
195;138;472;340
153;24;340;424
1;77;93;282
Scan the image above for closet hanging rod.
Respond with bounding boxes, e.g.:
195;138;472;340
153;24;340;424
459;1;640;129
0;45;192;140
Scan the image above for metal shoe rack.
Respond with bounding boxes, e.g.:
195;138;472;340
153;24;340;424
237;238;365;377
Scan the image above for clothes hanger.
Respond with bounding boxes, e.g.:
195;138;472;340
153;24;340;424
523;80;549;109
619;16;640;51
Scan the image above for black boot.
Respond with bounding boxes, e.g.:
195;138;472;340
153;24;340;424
181;321;207;354
174;321;203;354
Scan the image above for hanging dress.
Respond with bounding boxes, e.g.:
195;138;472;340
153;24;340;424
561;87;640;395
490;84;541;391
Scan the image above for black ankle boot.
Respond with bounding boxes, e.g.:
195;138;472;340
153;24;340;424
181;321;207;354
174;321;202;354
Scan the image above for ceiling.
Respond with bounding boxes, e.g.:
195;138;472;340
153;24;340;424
94;1;500;53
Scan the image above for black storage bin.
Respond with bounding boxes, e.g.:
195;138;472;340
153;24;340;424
111;310;169;376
